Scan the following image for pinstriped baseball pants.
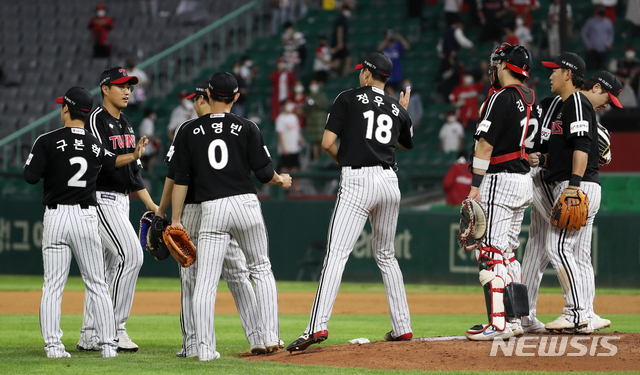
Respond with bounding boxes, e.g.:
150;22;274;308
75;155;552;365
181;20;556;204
179;203;262;356
546;181;601;324
194;194;279;360
79;192;143;346
41;205;117;357
305;166;412;337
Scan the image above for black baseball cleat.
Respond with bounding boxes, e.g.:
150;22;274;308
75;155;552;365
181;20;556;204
384;331;413;341
286;330;328;352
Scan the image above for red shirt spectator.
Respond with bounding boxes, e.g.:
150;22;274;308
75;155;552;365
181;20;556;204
449;74;484;129
270;58;297;121
507;0;540;28
443;157;472;206
88;4;113;46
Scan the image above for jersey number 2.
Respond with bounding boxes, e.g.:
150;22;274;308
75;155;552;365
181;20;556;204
363;110;393;144
208;139;229;170
68;157;88;188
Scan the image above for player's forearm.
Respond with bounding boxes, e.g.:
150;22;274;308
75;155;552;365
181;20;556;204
323;143;339;163
569;150;588;187
157;178;175;217
171;184;189;224
321;130;339;163
136;188;157;212
472;139;493;176
115;153;136;168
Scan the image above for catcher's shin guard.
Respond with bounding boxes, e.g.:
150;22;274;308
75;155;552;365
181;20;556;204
505;282;530;320
479;269;507;331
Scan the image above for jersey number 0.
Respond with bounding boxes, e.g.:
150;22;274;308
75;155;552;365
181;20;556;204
363;110;393;144
208;139;229;170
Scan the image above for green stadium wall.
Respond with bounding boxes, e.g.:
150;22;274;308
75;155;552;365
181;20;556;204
0;199;638;288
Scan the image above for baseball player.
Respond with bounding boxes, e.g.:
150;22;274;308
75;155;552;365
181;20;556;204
78;67;159;352
156;80;265;357
287;52;414;353
168;72;291;361
25;87;147;358
465;44;541;341
537;54;622;332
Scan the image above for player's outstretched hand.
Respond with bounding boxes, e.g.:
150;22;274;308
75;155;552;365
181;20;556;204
529;152;540;168
399;86;411;110
279;173;292;189
468;187;481;203
134;136;149;160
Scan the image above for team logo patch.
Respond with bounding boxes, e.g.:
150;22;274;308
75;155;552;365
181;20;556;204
477;120;491;133
570;120;589;135
25;153;33;165
71;128;85;135
541;127;551;141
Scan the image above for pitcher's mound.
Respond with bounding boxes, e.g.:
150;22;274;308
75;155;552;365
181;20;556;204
242;333;640;372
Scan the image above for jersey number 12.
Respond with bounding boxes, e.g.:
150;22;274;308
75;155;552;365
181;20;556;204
363;110;393;144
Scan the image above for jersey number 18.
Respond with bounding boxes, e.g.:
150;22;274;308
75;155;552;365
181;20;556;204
363;110;393;144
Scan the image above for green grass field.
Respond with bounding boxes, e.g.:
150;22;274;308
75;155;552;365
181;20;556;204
1;275;638;374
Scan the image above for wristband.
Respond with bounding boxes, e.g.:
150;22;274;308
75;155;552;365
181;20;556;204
569;174;582;187
471;172;484;188
539;154;546;167
472;157;490;171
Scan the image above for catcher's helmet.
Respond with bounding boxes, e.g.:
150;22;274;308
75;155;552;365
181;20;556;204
488;44;532;86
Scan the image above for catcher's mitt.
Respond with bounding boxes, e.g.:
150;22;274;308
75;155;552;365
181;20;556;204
147;215;171;261
163;226;197;268
597;123;612;166
458;198;487;251
550;188;589;230
139;211;154;252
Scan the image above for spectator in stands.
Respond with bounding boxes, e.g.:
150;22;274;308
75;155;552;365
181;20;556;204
436;50;461;103
293;81;306;129
627;0;640;37
503;22;520;46
440;18;474;58
139;108;160;171
313;35;332;84
582;5;614;69
593;0;618;25
378;30;411;95
125;58;149;111
271;0;292;34
302;80;328;162
282;22;307;77
401;79;424;128
514;16;533;50
506;0;539;29
444;0;462;26
449;72;483;130
547;0;572;57
332;4;353;76
232;62;249;117
167;90;197;141
439;109;464;153
611;45;640;107
477;0;509;43
276;99;305;193
88;3;114;58
270;57;297;121
239;55;257;86
443;152;472;207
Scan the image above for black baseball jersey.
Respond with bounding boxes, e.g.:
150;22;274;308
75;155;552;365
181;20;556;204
537;95;563;154
169;112;272;202
24;127;117;206
325;86;413;168
545;92;600;184
165;119;198;204
87;107;145;192
474;85;540;174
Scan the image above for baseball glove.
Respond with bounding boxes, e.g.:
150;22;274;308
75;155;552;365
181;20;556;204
550;188;589;230
163;226;197;267
139;211;154;252
597;123;612;166
458;198;487;251
147;215;171;261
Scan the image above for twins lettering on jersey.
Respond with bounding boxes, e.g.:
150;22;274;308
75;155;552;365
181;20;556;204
108;135;136;149
551;121;563;135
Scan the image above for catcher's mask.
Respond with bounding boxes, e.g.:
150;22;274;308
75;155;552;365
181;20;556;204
489;44;532;87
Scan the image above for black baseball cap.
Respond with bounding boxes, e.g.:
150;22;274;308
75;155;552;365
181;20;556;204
541;52;586;78
186;79;209;100
99;67;139;86
55;86;93;113
208;72;239;97
354;52;393;77
591;71;623;108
